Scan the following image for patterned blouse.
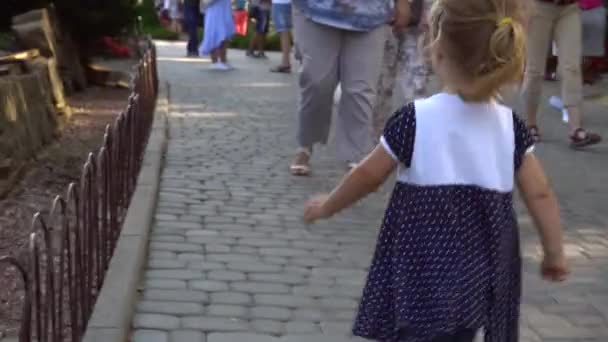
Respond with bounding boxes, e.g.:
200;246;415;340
292;0;393;31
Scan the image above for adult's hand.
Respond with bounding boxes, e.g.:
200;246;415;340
392;0;411;35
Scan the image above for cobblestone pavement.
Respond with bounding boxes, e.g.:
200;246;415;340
131;41;608;342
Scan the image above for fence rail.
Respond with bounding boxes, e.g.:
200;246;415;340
0;38;158;342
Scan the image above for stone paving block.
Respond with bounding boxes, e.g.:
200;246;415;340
239;238;290;248
206;245;232;253
181;317;250;332
254;295;316;308
535;326;597;339
207;333;280;342
290;257;326;268
148;259;188;269
169;330;206;342
145;279;188;290
151;235;187;243
206;304;249;318
177;253;206;261
222;231;266;238
231;282;291;294
250;306;292;321
207;254;260;263
232;246;259;255
320;321;352;336
151;242;204;253
134;314;180;330
263;257;290;266
144;290;208;303
187;236;236;245
292;309;324;321
248;273;304;285
187;261;227;271
138;301;205;315
146;269;203;280
319;298;358;310
293;286;334;298
251;319;285;335
133;329;169;342
190;280;230;292
284;322;321;334
227;261;283;273
260;248;310;257
210;292;252;305
150;251;178;260
157;221;203;230
208;270;247;282
283;266;311;276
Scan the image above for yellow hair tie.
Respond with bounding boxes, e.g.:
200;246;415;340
499;17;513;26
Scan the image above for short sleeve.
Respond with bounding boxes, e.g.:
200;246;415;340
513;112;535;171
380;102;416;167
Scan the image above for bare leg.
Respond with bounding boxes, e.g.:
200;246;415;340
280;31;291;67
258;33;266;54
220;42;228;63
248;32;257;53
211;49;219;63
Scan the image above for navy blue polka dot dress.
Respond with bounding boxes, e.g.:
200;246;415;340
352;94;535;342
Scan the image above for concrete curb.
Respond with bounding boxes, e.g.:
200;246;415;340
82;81;169;342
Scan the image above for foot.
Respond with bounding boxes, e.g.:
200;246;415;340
570;128;601;149
246;50;256;58
220;62;234;70
187;51;198;57
290;148;311;176
270;65;291;74
528;125;541;143
211;62;224;70
254;51;267;59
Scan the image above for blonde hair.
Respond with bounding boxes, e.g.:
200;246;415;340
427;0;527;102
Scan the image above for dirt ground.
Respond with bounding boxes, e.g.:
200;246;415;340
0;86;130;339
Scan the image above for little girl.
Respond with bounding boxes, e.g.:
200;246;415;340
304;0;569;341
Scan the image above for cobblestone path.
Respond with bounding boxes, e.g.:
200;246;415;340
131;42;608;342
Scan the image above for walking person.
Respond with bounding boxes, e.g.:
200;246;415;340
270;0;293;73
372;0;433;140
521;0;602;148
184;0;201;57
199;0;235;70
304;1;569;341
289;0;410;175
247;0;272;58
165;0;185;34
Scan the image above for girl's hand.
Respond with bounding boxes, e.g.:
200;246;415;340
304;194;330;224
541;253;569;282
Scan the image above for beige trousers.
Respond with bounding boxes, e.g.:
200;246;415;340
522;1;583;111
293;8;386;162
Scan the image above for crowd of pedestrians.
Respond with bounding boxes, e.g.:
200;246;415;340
153;1;607;341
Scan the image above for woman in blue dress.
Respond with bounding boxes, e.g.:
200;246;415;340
200;0;235;70
304;0;569;340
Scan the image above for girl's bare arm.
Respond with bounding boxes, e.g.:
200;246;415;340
305;146;397;222
516;153;564;258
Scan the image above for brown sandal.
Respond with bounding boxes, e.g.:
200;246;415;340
270;65;291;74
570;128;602;149
290;149;311;176
528;125;541;143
